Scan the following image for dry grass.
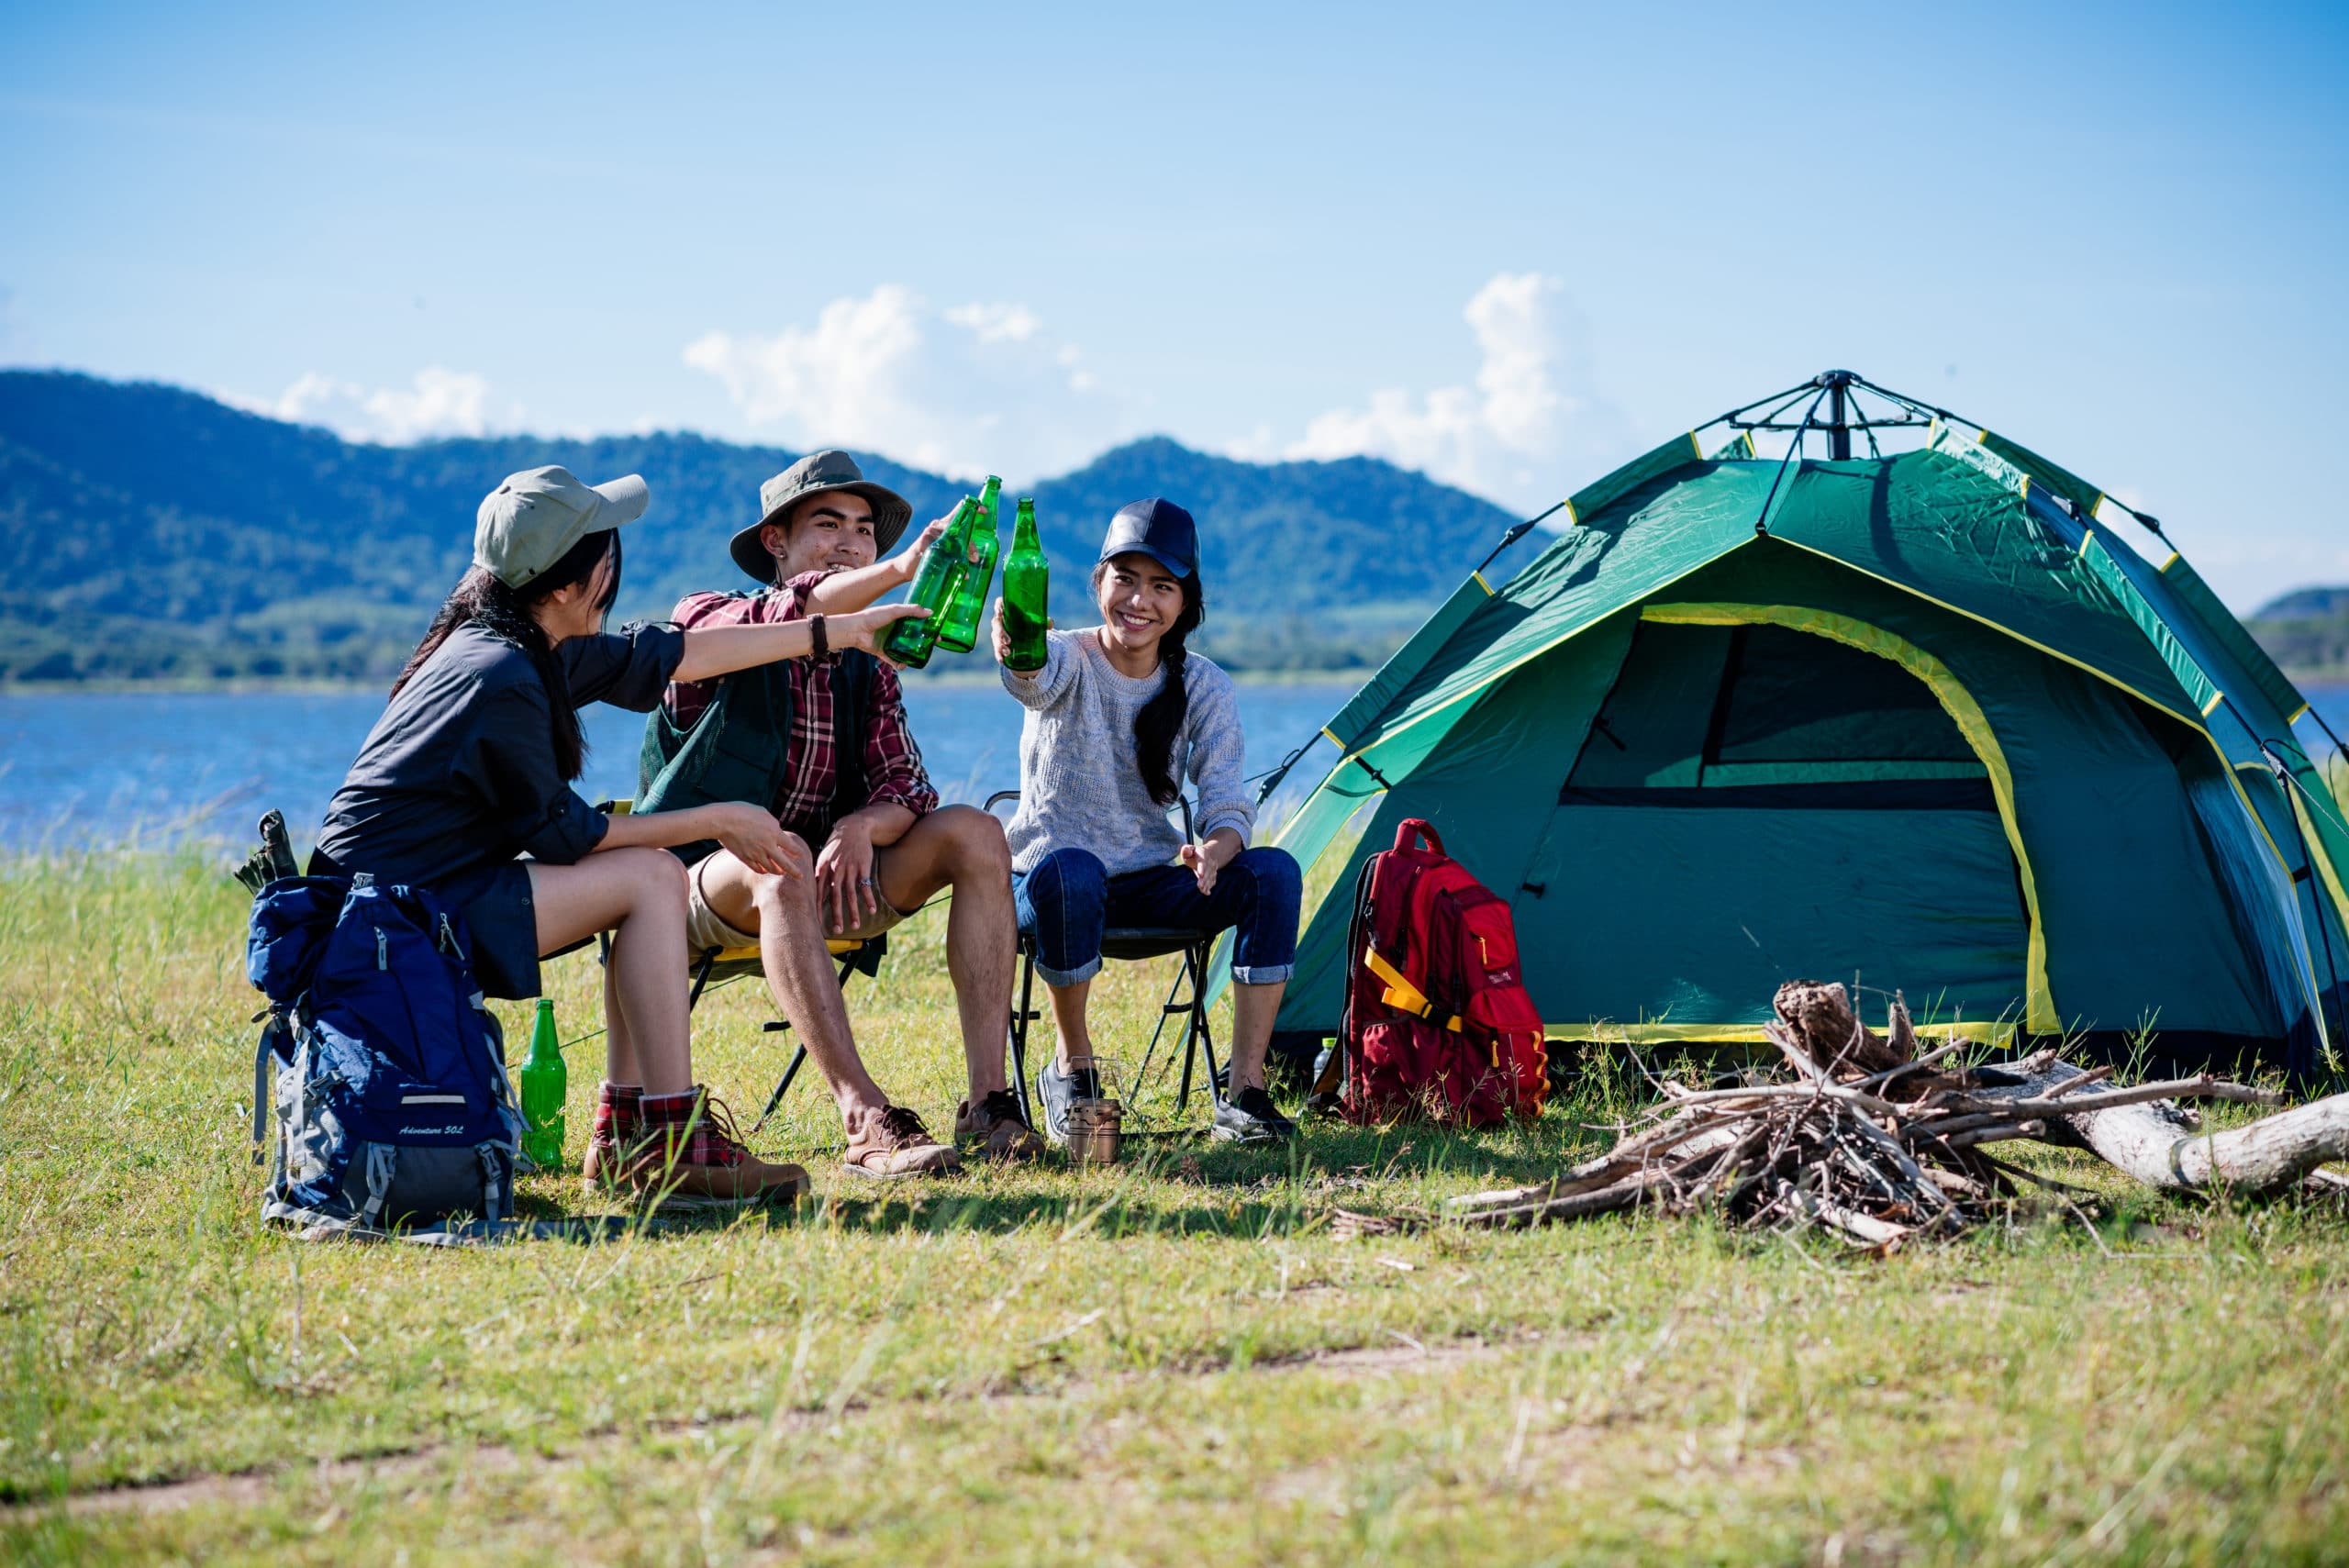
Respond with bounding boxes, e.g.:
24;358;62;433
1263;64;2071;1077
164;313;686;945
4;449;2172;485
3;851;2346;1565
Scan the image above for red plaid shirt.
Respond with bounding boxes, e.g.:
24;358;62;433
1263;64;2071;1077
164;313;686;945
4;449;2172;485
665;572;938;841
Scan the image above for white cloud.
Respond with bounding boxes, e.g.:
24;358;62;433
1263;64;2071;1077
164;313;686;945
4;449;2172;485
227;366;512;444
684;285;1129;482
1263;272;1627;511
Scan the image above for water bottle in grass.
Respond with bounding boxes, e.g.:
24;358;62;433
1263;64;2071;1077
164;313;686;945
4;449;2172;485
519;996;567;1170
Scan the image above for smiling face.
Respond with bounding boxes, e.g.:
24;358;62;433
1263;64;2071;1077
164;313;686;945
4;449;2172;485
763;491;878;581
1094;551;1187;660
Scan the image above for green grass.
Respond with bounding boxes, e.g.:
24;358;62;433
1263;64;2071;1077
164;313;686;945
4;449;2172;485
3;853;2346;1565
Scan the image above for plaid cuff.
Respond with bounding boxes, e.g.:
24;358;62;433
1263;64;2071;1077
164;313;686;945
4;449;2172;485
640;1088;749;1168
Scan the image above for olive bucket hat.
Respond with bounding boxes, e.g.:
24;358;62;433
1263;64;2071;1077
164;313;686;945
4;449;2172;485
730;450;915;584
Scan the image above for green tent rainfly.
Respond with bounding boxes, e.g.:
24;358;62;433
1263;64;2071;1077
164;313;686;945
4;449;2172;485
1264;373;2349;1079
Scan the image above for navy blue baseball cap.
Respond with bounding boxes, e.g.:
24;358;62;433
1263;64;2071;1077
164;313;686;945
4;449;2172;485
1098;497;1197;578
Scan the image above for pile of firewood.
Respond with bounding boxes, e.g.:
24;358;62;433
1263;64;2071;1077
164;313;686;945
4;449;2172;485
1436;980;2349;1248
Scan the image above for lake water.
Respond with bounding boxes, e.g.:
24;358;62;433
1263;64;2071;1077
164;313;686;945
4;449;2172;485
5;680;2344;857
0;677;1365;854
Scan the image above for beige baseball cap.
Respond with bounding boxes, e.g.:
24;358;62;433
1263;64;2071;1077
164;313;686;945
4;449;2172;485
473;465;650;588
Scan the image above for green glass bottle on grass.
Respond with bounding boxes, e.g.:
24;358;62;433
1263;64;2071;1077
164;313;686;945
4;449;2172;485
880;495;976;667
518;996;566;1171
1002;496;1050;672
933;474;1003;655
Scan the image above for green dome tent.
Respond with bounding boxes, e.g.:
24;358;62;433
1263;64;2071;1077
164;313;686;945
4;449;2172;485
1260;373;2349;1079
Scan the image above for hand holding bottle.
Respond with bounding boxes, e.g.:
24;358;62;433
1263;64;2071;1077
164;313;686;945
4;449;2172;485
893;512;978;583
991;595;1055;674
832;601;930;662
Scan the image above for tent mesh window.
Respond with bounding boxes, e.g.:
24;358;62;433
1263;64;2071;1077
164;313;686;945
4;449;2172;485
1562;623;1994;809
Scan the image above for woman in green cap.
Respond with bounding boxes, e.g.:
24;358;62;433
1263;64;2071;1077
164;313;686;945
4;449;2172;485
312;465;923;1207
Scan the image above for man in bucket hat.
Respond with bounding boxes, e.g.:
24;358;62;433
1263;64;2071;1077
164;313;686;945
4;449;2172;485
612;450;1041;1181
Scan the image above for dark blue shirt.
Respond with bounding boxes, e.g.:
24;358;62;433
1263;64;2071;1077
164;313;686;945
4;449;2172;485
315;622;684;887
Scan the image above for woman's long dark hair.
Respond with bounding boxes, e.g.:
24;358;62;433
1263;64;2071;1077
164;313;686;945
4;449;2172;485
1093;561;1205;805
392;529;622;782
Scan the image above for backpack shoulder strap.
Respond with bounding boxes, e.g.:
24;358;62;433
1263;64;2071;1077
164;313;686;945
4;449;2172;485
829;651;877;824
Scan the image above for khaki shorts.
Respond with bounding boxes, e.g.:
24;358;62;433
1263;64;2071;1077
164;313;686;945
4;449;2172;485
685;849;917;956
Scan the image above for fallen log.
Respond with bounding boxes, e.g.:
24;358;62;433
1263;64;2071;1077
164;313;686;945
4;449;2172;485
1963;1058;2346;1197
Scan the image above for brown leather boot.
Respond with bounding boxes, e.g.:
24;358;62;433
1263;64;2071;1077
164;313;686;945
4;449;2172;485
842;1105;963;1179
581;1082;641;1193
629;1087;808;1208
955;1089;1044;1162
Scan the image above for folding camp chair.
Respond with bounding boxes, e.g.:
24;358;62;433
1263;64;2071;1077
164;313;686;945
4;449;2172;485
985;792;1225;1119
599;801;885;1133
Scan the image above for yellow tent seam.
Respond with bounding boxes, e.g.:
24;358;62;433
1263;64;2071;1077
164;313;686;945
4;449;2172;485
1771;536;2199;727
1330;550;1745;763
1548;1019;2018;1045
1641;601;2057;1033
2201;689;2227;717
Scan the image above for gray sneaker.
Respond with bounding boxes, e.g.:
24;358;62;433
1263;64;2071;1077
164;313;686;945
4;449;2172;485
1034;1058;1101;1146
1212;1085;1297;1143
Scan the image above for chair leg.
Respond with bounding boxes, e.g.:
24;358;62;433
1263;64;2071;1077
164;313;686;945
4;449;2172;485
749;957;857;1138
753;1039;806;1135
1008;950;1039;1129
1180;940;1222;1111
1172;942;1219;1113
686;947;719;1011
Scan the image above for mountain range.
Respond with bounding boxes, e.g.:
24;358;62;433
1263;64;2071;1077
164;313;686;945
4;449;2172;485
0;371;1540;684
4;369;2343;686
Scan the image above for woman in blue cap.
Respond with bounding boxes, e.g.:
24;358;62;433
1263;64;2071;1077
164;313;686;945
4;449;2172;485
992;497;1302;1144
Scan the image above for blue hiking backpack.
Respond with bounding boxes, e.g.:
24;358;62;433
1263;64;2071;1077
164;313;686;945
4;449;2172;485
248;873;521;1237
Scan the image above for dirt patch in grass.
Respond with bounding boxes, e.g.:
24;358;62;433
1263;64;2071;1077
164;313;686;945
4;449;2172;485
13;1332;1510;1521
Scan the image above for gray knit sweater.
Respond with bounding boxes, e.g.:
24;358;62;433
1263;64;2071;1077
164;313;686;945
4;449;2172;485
999;629;1253;876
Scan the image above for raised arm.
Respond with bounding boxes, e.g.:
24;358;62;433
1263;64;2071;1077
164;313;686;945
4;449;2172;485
670;602;927;684
803;512;963;615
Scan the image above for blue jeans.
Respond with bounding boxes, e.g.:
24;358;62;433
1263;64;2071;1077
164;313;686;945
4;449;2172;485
1013;847;1302;988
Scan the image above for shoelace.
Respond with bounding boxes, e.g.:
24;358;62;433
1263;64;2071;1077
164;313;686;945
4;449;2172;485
1233;1087;1282;1119
879;1106;935;1144
697;1095;752;1165
979;1088;1028;1128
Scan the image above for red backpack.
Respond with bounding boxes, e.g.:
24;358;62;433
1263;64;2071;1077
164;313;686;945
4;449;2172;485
1334;818;1548;1126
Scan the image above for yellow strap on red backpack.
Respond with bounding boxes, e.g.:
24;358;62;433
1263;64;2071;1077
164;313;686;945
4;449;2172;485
1363;946;1463;1032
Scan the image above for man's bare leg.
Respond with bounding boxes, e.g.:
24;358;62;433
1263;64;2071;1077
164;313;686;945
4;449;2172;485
868;805;1017;1099
696;847;888;1128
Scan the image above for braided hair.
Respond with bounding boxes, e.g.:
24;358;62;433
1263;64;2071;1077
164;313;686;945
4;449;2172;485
1093;562;1206;805
392;528;621;782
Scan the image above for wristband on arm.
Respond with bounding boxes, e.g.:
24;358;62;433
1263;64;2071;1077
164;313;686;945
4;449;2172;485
809;615;828;660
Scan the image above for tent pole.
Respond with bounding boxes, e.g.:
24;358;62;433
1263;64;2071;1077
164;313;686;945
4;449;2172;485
1816;368;1855;461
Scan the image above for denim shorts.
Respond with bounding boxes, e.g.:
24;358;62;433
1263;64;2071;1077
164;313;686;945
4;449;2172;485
1011;846;1302;988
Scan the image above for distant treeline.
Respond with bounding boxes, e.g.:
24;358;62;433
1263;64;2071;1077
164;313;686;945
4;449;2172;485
2247;586;2349;684
0;371;1540;685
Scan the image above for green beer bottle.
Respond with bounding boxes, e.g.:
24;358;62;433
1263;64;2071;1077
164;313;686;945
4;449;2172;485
879;495;976;667
933;475;1002;655
518;996;566;1171
1002;497;1050;672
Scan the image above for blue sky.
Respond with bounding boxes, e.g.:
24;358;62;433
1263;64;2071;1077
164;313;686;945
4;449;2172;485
3;0;2344;608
